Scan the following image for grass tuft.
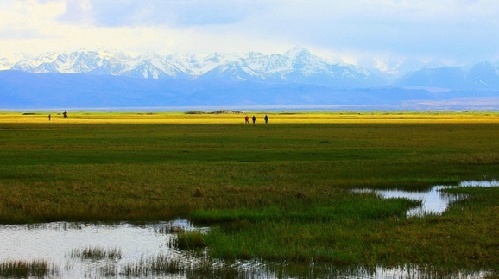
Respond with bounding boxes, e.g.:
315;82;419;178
0;260;54;278
69;246;122;261
175;231;207;250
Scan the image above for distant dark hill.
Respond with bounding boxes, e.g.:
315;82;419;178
0;71;193;108
394;63;499;90
394;67;466;89
1;70;497;110
466;62;499;89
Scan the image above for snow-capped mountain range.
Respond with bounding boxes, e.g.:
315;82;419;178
2;47;499;89
0;47;385;87
1;47;498;110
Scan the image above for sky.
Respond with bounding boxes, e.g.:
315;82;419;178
1;0;499;67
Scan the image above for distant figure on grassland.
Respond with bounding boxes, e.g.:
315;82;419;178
63;111;67;118
264;115;268;124
48;114;51;121
252;115;256;125
245;115;250;124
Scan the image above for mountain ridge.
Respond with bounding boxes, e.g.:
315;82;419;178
2;48;499;90
1;48;498;110
3;48;380;85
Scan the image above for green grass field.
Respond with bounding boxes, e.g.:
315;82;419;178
0;111;498;274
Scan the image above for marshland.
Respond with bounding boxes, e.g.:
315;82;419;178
0;111;498;278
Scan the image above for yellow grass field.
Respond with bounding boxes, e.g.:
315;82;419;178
1;111;498;124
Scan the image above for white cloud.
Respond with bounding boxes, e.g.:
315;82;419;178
243;0;499;63
58;0;93;24
0;0;498;64
56;0;262;28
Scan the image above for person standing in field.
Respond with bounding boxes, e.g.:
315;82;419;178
252;115;256;125
264;115;268;124
48;114;51;121
63;111;67;118
245;115;250;124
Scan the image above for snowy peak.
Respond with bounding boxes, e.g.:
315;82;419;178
4;48;498;89
0;58;13;70
197;47;382;86
12;51;134;75
4;48;380;86
285;46;311;58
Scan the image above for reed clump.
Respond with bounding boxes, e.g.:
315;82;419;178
69;246;122;261
0;260;54;278
175;231;207;250
121;255;184;277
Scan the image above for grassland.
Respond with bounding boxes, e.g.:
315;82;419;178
0;111;498;274
2;110;498;124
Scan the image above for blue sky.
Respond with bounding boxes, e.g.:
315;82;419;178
1;0;498;66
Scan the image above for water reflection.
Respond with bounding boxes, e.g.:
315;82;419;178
354;180;498;217
459;180;499;187
0;219;207;278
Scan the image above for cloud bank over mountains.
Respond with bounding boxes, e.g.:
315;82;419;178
1;1;498;65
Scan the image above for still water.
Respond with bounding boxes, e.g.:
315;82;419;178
353;180;498;217
0;220;209;278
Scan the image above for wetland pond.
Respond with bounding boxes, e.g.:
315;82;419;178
353;180;498;217
1;181;496;278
